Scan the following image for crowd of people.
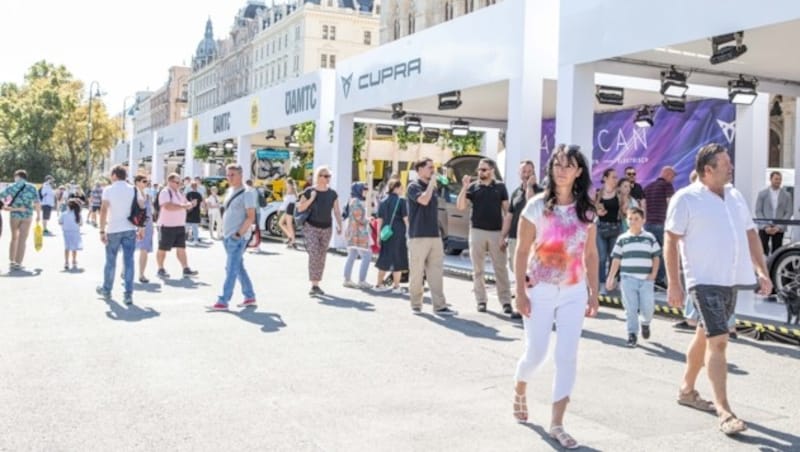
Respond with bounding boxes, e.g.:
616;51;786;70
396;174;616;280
0;140;785;448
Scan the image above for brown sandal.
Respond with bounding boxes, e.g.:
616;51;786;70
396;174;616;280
719;414;747;435
513;393;528;423
677;389;715;412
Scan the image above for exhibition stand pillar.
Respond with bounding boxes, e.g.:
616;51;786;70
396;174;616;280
555;63;596;170
237;135;252;182
150;133;162;184
734;94;770;208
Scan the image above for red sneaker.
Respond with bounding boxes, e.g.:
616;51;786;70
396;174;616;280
238;298;257;307
211;302;229;311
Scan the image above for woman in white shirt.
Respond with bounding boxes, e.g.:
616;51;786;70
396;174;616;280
206;186;222;240
279;179;298;248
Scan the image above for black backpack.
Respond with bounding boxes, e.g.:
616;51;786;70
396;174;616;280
152;188;172;221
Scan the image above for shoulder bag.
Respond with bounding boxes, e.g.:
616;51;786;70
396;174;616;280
380;198;400;242
294;188;314;228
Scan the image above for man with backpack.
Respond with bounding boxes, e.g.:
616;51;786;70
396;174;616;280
155;173;199;278
0;169;41;271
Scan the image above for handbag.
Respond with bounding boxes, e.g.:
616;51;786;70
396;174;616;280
128;188;147;227
380;198;401;242
294;188;314;228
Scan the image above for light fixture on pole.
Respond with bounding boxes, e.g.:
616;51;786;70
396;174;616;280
374;125;395;136
391;102;406;119
438;91;462;110
450;118;470;136
728;75;758;105
661;95;686;112
660;66;689;97
595;85;624;105
710;31;747;65
223;139;235;151
208;142;219;153
422;128;440;142
404;116;422;133
85;81;103;190
634;106;654;128
265;129;276;140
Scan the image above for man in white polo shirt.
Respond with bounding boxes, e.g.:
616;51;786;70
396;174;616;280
97;165;142;305
664;143;771;436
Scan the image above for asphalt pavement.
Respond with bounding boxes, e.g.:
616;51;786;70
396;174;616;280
1;219;798;451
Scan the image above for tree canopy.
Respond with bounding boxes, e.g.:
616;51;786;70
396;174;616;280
0;60;119;184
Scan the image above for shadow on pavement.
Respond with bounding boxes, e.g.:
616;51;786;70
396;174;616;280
0;268;43;277
104;299;160;322
133;282;162;293
61;267;86;274
594;310;625;322
417;313;515;342
519;422;602;451
485;310;524;324
729;421;800;451
735;337;800;360
246;249;280;256
315;294;376;312
161;277;211;289
235;307;287;333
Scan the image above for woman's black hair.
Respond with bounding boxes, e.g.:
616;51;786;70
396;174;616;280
68;199;81;224
543;144;596;223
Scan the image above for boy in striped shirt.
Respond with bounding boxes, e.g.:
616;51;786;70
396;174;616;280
606;207;661;347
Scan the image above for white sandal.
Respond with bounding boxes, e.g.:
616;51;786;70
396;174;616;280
513;393;528;423
549;425;579;449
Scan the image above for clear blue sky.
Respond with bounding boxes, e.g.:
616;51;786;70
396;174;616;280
0;0;254;114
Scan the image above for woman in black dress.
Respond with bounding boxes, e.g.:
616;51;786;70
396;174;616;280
374;179;409;294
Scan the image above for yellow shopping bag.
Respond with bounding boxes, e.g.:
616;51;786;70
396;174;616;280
34;222;43;252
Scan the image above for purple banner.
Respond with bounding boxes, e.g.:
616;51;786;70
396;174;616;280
539;99;736;189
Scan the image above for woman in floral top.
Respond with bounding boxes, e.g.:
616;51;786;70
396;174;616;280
343;182;372;289
511;145;599;450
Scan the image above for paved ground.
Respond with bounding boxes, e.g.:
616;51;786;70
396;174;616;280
1;220;799;451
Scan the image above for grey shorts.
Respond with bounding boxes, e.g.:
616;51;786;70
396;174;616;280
689;285;736;338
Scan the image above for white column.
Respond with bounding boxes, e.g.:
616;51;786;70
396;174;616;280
734;93;770;210
506;78;543;191
127;139;135;181
183;122;196;178
555;63;596;170
237;135;252;181
326;114;354;204
150;132;161;185
481;129;500;162
792;99;800;241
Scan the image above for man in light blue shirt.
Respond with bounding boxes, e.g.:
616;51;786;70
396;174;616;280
211;164;257;311
40;176;56;235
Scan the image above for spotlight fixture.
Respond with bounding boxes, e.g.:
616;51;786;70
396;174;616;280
391;102;406;119
422;128;440;142
770;95;783;117
710;31;747;65
265;129;276;140
404;116;422;133
285;136;300;148
634;106;654;128
728;75;758;105
374;124;395;136
223;139;235;151
660;66;688;97
661;95;686;113
595;85;624;106
208;142;219;153
450;118;470;137
438;91;462;110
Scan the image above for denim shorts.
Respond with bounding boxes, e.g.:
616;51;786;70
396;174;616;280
688;285;736;338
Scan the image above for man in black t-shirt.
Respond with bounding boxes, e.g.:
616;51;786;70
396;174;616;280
620;166;646;203
457;158;514;316
185;181;203;245
406;158;455;316
503;160;543;280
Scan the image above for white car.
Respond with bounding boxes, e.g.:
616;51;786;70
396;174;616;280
258;201;286;238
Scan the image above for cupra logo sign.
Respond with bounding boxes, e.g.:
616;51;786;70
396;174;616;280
341;58;422;99
716;119;736;144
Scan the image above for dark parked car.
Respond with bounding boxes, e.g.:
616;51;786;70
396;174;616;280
437;155;503;255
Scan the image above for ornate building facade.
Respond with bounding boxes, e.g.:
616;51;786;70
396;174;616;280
188;0;380;116
379;0;499;43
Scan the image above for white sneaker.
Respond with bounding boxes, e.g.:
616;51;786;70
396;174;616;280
374;285;392;292
358;281;373;290
343;280;359;289
391;287;405;295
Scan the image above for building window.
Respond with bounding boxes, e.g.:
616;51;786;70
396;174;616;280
465;0;474;13
329;55;336;68
393;19;400;40
278;37;282;51
445;1;454;20
294;55;299;72
364;30;372;45
330;25;336;40
321;54;327;68
284;33;288;47
295;26;301;40
283;58;288;77
322;25;328;39
408;13;415;34
375;4;380;15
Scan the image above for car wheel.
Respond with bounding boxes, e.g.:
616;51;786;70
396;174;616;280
442;238;461;256
265;213;282;237
771;249;800;292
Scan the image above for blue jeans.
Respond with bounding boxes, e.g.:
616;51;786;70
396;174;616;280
102;230;137;296
620;275;656;334
187;223;200;243
344;248;372;282
644;223;665;282
684;289;736;329
218;236;255;305
596;230;617;287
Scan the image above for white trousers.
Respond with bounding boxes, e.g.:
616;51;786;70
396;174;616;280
515;281;588;403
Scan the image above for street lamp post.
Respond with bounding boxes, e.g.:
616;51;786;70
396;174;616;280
85;81;103;191
121;95;138;177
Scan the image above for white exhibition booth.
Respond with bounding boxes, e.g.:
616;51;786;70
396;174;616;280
329;0;559;199
557;0;800;210
152;119;190;183
189;70;336;182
